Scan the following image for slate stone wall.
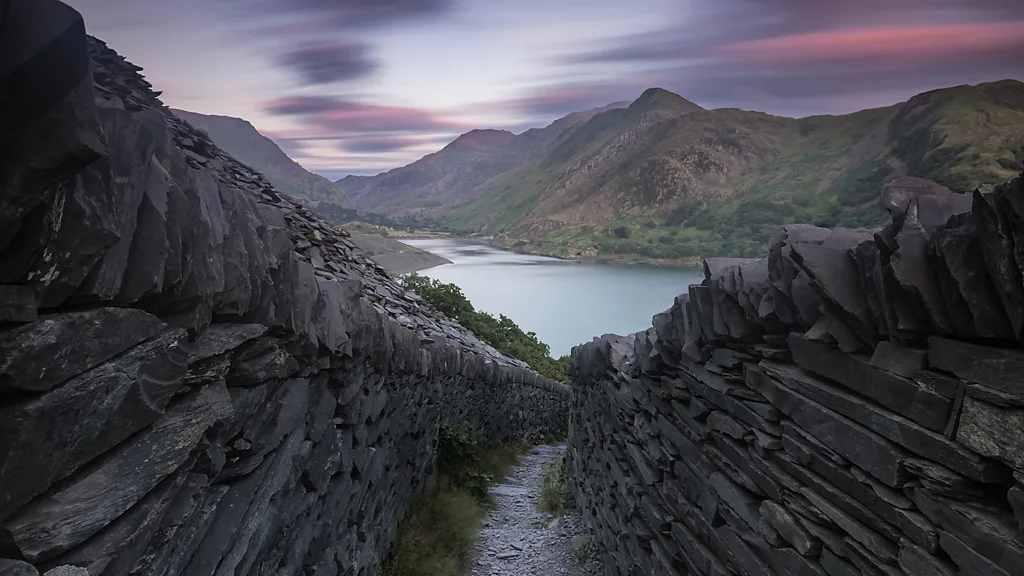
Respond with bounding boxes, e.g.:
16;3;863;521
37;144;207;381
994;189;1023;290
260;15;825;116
0;32;569;576
567;174;1024;576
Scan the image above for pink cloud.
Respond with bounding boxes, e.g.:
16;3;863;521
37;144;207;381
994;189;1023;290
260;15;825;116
715;21;1024;64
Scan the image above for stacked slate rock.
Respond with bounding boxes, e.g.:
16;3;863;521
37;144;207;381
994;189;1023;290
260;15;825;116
0;35;569;576
567;173;1024;576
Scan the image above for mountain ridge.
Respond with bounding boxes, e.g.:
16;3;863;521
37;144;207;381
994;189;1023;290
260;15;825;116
343;79;1024;263
171;108;352;210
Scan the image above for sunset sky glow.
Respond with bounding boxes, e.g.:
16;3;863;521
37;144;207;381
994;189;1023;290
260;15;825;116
67;0;1024;179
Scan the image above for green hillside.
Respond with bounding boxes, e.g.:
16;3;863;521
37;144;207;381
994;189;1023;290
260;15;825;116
348;80;1024;263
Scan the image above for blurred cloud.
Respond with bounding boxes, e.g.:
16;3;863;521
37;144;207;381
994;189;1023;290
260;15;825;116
277;43;377;84
69;0;1024;177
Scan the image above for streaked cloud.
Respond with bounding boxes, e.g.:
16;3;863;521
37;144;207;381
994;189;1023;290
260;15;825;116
277;43;377;84
68;0;1024;177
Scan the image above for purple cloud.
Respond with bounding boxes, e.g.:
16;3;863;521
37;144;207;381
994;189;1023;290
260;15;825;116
277;43;377;84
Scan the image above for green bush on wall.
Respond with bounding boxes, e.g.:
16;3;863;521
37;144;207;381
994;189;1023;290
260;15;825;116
401;273;570;382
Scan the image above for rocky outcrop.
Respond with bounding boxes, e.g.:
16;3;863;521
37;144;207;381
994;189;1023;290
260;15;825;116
0;18;568;576
567;171;1024;575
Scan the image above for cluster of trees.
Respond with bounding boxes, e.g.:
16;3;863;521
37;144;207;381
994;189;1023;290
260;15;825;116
400;273;570;382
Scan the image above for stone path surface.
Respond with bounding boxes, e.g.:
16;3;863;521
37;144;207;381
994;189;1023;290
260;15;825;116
466;444;602;576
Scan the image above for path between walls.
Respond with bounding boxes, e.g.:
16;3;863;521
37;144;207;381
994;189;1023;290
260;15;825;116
466;444;602;576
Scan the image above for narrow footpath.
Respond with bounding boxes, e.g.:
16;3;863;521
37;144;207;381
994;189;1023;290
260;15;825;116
466;444;602;576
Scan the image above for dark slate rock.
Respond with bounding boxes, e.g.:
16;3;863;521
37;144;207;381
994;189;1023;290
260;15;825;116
0;560;37;576
760;361;1003;484
1009;483;1024;534
744;363;910;488
881;177;955;221
48;457;194;575
761;500;821;556
789;334;952;432
956;395;1024;471
868;341;926;378
897;538;957;576
928;337;1024;400
939;531;1012;576
0;308;164;393
801;487;898;563
903;458;989;502
0;329;187;521
0;385;232;562
819;548;858;576
928;212;1014;340
791;240;875;347
973;178;1024;343
888;195;971;335
910;487;1024;576
843;537;904;576
0;286;36;323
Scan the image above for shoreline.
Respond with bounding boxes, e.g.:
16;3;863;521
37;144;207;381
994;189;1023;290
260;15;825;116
394;233;708;270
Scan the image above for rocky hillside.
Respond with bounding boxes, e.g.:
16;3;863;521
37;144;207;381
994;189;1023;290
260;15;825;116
346;82;1024;263
171;109;351;211
335;102;630;215
0;13;567;576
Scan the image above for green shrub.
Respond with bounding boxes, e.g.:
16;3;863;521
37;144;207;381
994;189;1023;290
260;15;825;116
612;225;631;239
400;274;569;381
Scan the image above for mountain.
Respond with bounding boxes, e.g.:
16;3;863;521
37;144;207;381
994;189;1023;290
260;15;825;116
335;102;631;215
341;80;1024;263
171;109;351;210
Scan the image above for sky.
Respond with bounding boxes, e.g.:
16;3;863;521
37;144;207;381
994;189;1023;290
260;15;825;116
68;0;1024;179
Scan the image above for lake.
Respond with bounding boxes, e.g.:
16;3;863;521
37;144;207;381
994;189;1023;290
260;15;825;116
399;238;705;357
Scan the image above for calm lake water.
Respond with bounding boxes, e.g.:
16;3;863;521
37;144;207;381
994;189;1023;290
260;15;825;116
400;238;705;357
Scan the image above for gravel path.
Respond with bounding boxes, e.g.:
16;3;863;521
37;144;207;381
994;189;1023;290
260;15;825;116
466;444;601;576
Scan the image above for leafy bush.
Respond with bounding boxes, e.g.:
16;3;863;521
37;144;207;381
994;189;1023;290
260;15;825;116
439;423;494;504
400;274;570;381
612;225;631;239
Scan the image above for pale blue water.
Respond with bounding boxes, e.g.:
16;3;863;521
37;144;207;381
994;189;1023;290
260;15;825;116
400;238;705;357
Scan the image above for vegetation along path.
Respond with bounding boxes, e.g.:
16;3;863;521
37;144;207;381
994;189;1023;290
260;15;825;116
465;444;601;576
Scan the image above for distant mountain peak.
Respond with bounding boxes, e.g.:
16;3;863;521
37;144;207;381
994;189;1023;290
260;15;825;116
444;129;516;151
628;87;704;115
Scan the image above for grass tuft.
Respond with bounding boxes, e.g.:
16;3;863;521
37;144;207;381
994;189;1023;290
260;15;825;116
539;457;567;516
380;424;527;576
379;478;486;576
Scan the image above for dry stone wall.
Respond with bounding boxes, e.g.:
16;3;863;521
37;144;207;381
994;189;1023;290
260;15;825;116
567;174;1024;576
0;26;568;576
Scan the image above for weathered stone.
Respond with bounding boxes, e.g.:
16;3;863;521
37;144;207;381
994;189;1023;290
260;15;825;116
869;341;926;378
0;308;164;392
0;286;36;323
929;337;1024;400
910;487;1024;576
973;180;1024;343
897;538;957;576
0;329;188;521
761;500;821;556
939;531;1012;576
761;361;1003;483
789;334;952;431
819;548;858;576
928;212;1014;340
0;560;37;576
956;395;1024;471
745;363;910;487
0;385;232;562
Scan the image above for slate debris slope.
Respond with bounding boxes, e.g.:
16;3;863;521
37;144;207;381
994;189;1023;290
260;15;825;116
568;169;1024;576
